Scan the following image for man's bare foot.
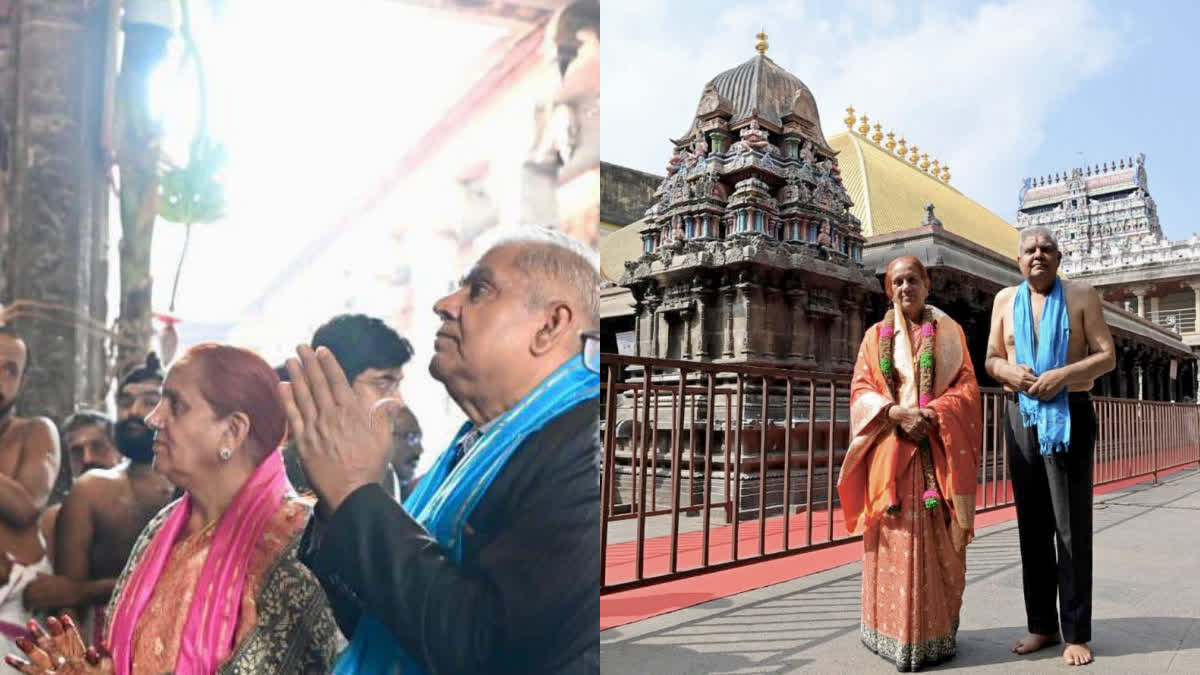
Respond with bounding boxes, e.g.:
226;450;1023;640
1012;632;1061;654
1063;643;1093;666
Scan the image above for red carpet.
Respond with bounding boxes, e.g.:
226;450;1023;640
601;459;1196;630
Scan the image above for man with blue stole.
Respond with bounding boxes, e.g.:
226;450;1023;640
985;226;1115;667
280;226;601;674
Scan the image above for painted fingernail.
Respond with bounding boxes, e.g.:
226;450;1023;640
85;647;101;665
4;654;25;667
60;614;75;630
15;636;32;651
46;617;63;636
25;620;42;637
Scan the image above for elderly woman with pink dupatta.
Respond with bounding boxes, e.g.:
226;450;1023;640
5;344;339;674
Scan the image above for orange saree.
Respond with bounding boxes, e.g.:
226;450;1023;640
836;305;982;671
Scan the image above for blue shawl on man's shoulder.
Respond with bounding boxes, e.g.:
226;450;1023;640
332;357;600;674
1013;278;1072;454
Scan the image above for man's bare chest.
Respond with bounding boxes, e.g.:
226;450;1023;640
1002;302;1085;349
0;422;28;476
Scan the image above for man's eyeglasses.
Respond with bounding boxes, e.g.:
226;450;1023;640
394;430;422;447
581;330;600;374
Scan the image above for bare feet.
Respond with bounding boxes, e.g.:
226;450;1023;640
1012;631;1061;654
1063;643;1093;666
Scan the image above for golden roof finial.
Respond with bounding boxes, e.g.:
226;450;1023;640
920;153;930;172
885;130;896;152
871;123;883;144
941;165;951;182
858;114;870;135
755;27;768;54
844;106;856;130
896;135;907;157
909;145;920;164
930;158;940;176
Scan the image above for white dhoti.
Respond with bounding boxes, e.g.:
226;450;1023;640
0;556;52;672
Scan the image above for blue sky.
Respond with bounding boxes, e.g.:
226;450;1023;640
603;0;1199;240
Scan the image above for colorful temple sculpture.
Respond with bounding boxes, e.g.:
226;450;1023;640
1018;156;1200;396
620;31;876;370
599;33;1196;517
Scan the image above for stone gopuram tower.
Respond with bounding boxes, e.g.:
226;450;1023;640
1016;154;1160;275
620;32;878;372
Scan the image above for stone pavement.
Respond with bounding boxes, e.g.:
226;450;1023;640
602;467;1200;673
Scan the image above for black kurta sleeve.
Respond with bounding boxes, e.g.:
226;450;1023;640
299;401;600;675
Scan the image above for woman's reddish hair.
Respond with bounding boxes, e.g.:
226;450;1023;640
883;255;931;300
177;343;286;461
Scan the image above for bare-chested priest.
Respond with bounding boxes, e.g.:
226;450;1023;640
37;410;124;568
22;354;174;644
985;226;1115;667
0;327;60;651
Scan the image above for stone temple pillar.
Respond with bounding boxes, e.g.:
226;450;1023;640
4;0;110;421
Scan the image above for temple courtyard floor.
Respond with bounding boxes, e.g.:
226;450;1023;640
602;466;1200;673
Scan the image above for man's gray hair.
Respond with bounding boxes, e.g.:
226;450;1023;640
476;225;600;330
1018;226;1061;257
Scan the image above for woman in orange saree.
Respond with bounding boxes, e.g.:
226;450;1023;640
837;256;983;671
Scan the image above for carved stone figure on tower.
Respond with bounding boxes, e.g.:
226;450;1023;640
736;118;770;151
666;147;683;176
818;221;832;246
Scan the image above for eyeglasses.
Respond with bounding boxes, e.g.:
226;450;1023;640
581;330;600;374
393;430;422;447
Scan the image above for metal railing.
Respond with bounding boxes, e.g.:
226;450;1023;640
601;354;1200;593
1151;307;1197;335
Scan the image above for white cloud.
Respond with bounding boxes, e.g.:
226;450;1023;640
602;0;1129;223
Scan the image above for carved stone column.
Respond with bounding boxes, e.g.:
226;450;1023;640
787;288;810;364
845;299;863;362
644;297;661;358
829;311;846;367
1137;348;1147;396
734;273;756;360
655;305;670;359
6;0;110;419
722;284;735;358
681;308;693;361
632;299;644;356
694;289;710;361
808;316;821;365
758;285;774;359
1131;285;1149;319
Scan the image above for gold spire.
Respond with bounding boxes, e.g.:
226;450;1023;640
930;158;940;176
920;153;930;172
755;27;768;54
871;123;883;144
885;130;896;152
941;164;951;182
909;145;920;164
858;114;869;135
844;106;856;130
896;135;907;157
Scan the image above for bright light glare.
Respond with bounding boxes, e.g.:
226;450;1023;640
136;0;508;323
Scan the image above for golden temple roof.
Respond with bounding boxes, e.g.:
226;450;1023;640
829;128;1017;259
599;217;645;282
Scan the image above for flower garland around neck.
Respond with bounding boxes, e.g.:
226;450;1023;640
878;305;942;515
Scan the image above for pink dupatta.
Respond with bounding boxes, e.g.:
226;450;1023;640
106;450;292;675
